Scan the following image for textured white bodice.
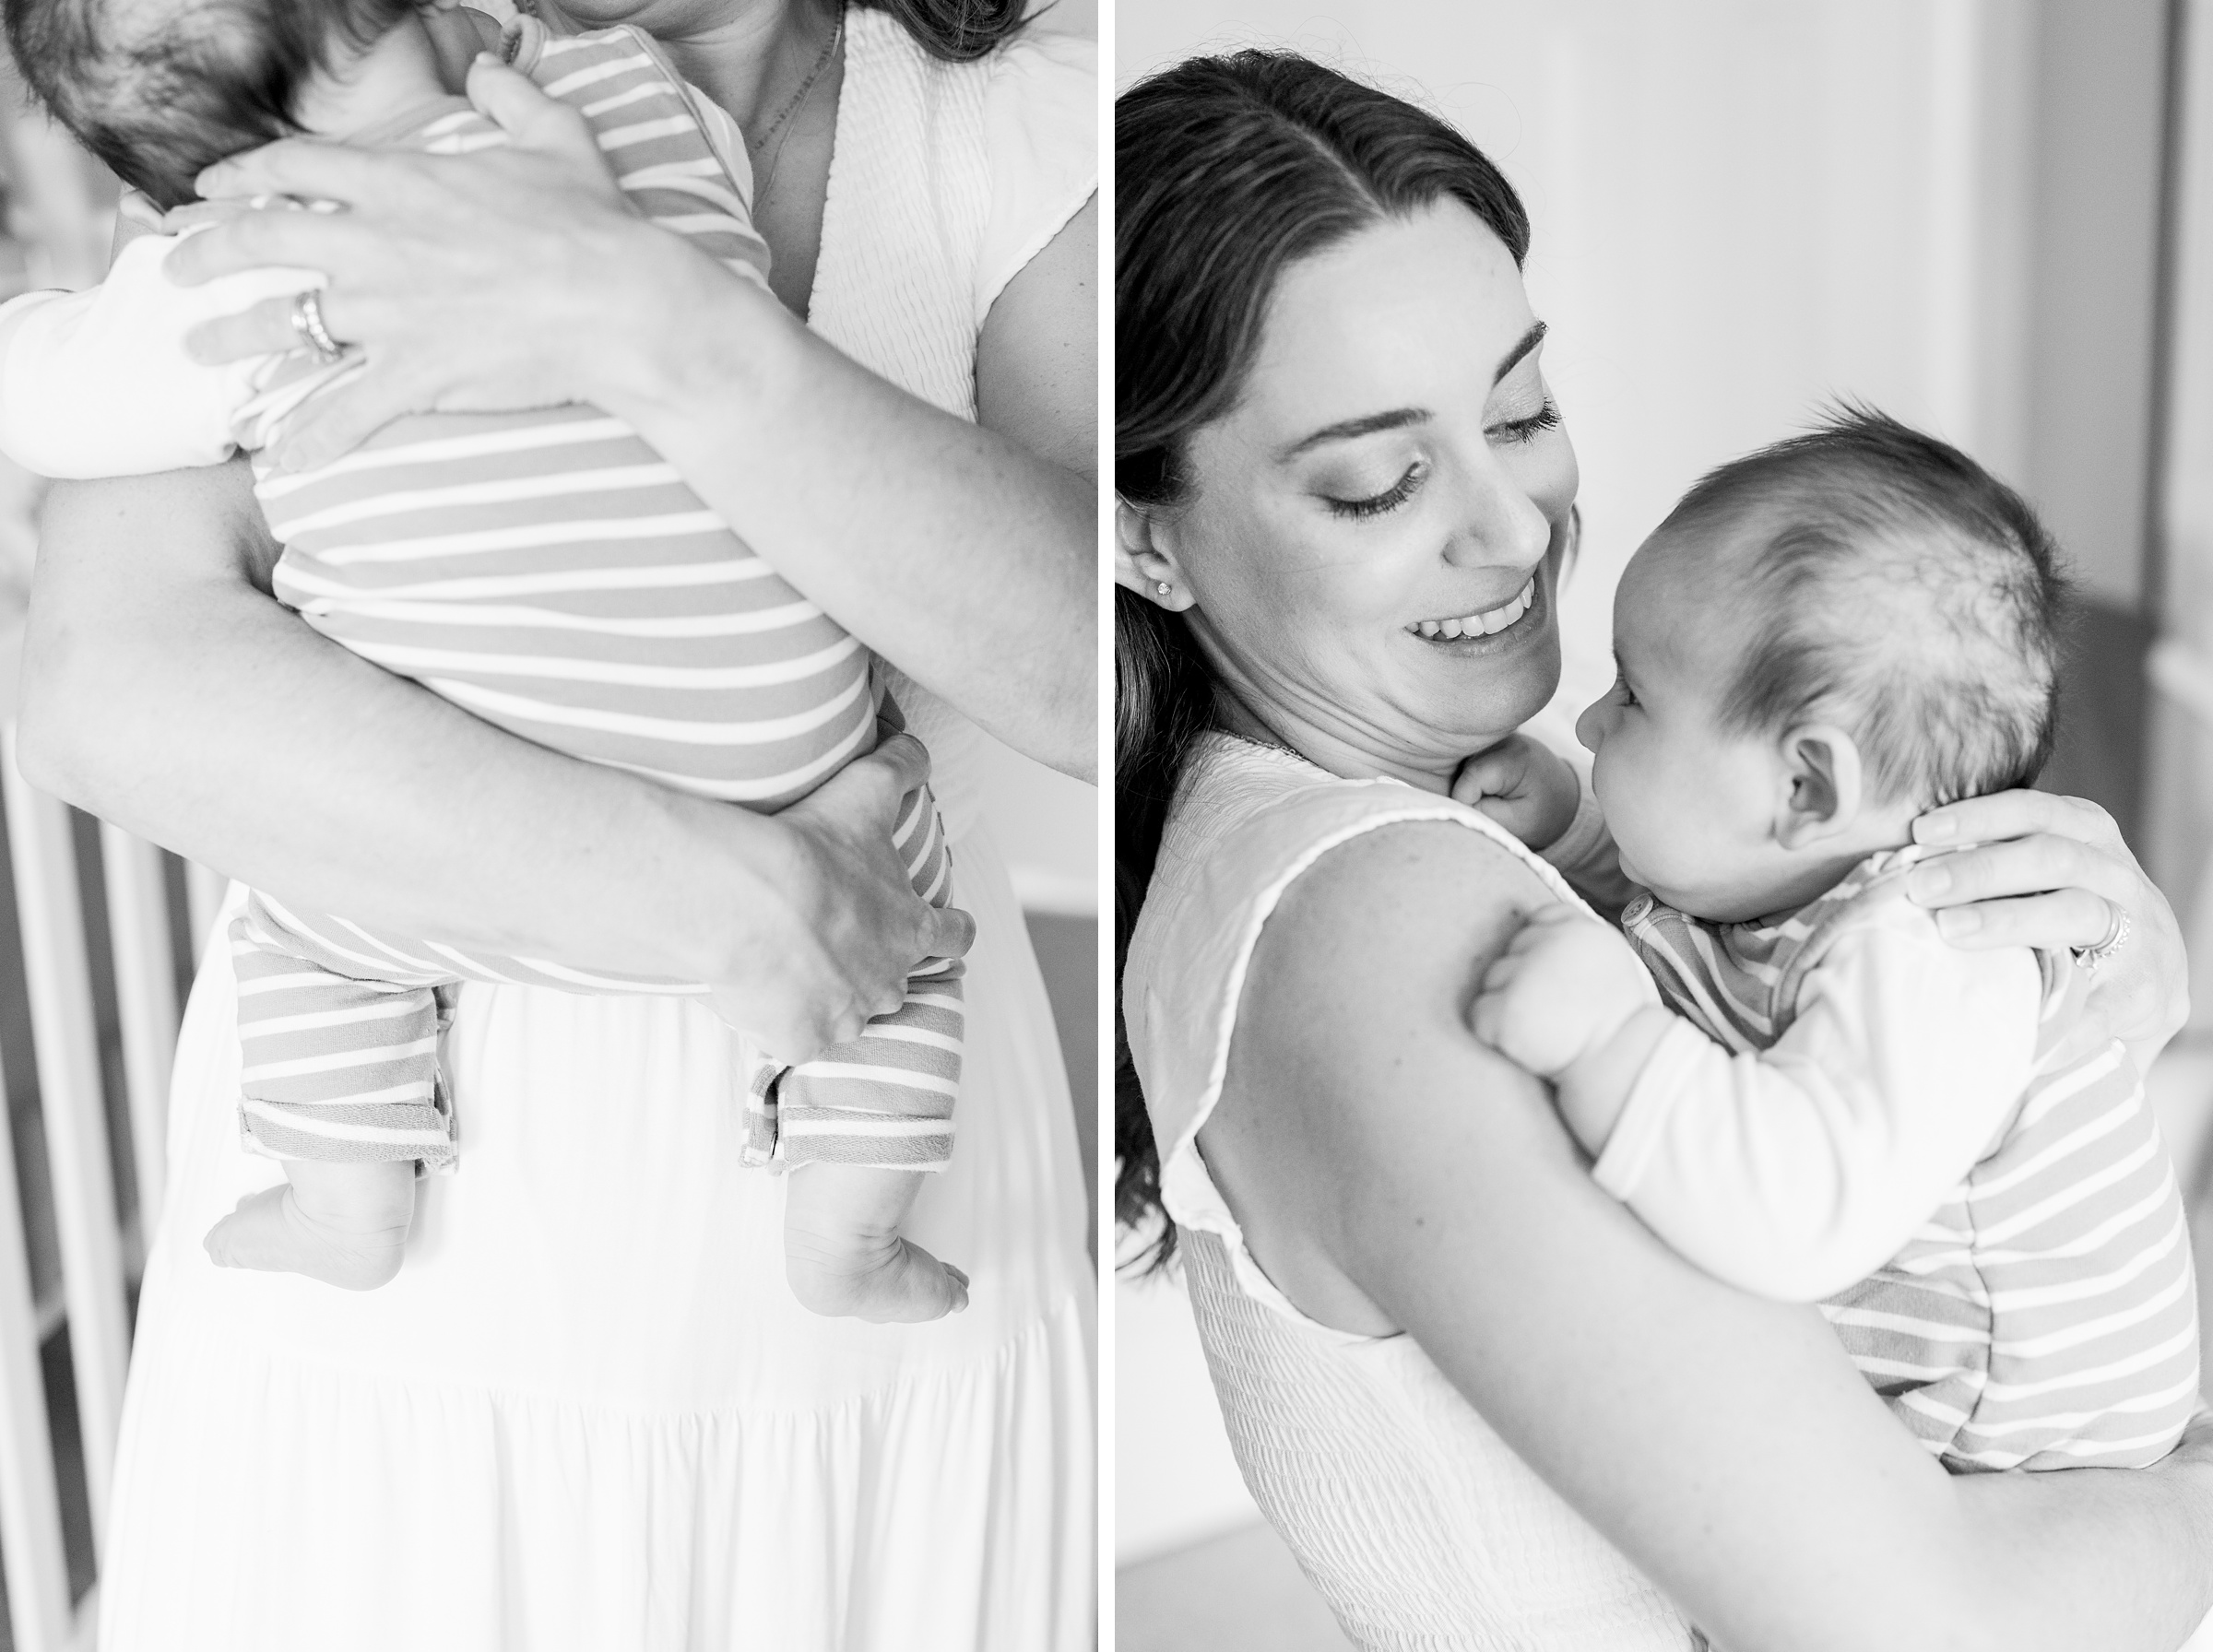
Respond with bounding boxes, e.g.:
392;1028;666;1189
1123;734;1693;1651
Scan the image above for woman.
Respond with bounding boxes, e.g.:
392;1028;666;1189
20;2;1095;1647
1117;52;2213;1652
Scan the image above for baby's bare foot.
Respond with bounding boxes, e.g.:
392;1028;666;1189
204;1161;415;1291
786;1233;970;1323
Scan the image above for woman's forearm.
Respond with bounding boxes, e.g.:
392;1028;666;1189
18;466;800;982
1951;1437;2213;1652
1217;821;2213;1652
598;239;1095;780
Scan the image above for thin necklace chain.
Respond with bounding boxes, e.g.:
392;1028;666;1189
752;2;846;200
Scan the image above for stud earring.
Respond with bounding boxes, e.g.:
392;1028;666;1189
1155;582;1172;597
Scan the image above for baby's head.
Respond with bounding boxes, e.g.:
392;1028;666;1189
1578;407;2065;924
4;0;449;209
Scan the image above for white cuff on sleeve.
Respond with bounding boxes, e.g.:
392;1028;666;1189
1589;1017;1710;1202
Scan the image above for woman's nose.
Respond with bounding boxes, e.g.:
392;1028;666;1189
1439;461;1551;573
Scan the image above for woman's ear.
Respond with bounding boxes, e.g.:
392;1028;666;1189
1774;723;1866;850
1116;498;1195;611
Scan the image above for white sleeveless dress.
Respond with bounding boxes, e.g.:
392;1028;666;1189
1123;734;1692;1651
96;14;1096;1650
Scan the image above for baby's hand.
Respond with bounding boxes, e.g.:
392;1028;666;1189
1469;903;1651;1078
1450;735;1581;852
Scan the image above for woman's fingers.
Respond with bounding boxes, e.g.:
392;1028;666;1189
1925;888;2118;951
1914;787;2121;853
927;904;978;962
858;731;935;801
267;368;442;472
1903;832;2126;912
467;56;605;161
195;137;407;210
183;291;313;365
164;207;373;286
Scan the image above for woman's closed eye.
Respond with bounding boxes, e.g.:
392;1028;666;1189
1322;459;1426;519
1609;667;1639;708
1486;399;1561;446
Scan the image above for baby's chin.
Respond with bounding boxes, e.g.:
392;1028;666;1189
1621;856;1783;926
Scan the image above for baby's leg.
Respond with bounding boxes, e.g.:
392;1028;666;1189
783;1164;969;1323
205;906;454;1288
205;1160;417;1292
775;778;966;1321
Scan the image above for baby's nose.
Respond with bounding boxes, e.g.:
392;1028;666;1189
1574;700;1606;753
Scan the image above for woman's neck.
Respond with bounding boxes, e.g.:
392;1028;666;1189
541;0;842;313
541;0;832;132
1211;683;1477;797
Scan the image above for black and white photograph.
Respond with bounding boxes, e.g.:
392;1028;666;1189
1116;2;2213;1648
0;0;1096;1647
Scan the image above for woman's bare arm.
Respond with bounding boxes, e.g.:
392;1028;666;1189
167;70;1098;780
18;462;970;1059
619;199;1097;780
1203;821;2213;1652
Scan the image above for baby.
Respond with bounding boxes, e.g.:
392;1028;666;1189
1462;408;2198;1469
0;0;972;1322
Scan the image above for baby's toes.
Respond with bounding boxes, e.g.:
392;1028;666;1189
787;1239;969;1324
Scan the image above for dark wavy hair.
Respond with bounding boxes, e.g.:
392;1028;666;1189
1116;51;1533;1268
3;0;412;209
854;0;1029;61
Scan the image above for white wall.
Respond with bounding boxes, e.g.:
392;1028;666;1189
1118;0;2050;725
2146;0;2213;1001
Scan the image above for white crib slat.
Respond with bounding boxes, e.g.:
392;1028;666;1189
101;826;175;1248
1;732;128;1561
184;862;227;962
0;1025;75;1652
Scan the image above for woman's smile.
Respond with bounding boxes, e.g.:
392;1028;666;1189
1407;574;1540;646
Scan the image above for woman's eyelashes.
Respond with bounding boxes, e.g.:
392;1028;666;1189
1322;459;1426;519
1313;401;1558;519
1487;399;1561;445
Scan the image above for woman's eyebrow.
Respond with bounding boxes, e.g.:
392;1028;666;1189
1277;407;1429;461
1276;323;1550;463
1494;320;1547;384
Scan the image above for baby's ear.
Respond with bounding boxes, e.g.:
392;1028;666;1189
1774;723;1865;849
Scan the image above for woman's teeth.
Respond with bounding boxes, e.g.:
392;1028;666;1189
1412;580;1535;640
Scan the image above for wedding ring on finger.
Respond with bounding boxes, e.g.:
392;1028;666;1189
2073;905;2132;975
290;289;344;363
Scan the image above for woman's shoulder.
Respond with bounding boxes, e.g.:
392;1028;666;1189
847;8;1096;324
975;22;1095;321
1141;735;1576;965
1128;737;1568;1233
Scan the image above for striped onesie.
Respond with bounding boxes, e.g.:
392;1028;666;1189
1612;846;2198;1470
77;22;964;1175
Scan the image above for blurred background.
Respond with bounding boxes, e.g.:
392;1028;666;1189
0;4;1098;1645
1116;2;2213;1646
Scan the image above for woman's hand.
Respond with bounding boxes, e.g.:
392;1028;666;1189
1906;790;2188;1067
725;727;977;1064
164;57;732;471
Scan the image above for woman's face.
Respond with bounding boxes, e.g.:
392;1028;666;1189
1138;200;1578;784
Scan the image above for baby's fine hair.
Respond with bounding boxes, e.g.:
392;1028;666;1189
4;0;411;209
1668;406;2068;808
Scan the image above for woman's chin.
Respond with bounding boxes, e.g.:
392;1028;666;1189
1397;614;1560;735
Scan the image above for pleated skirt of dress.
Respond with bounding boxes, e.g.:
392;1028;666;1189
97;826;1095;1652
